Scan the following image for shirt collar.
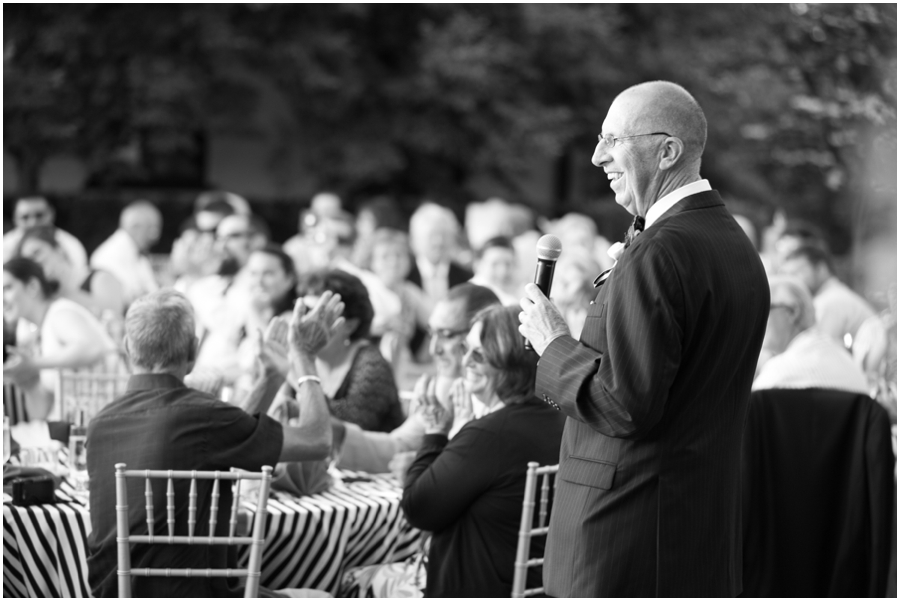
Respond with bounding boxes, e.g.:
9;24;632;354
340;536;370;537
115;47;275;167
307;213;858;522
471;395;505;418
416;257;449;280
127;373;187;392
645;179;711;229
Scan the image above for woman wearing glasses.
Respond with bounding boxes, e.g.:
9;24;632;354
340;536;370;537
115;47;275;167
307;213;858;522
399;304;565;597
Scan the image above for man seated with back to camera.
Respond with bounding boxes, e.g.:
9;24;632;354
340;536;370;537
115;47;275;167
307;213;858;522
86;289;343;598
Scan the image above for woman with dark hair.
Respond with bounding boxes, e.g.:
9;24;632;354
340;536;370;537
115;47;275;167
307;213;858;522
296;269;405;433
16;224;126;319
193;244;299;399
398;305;565;597
2;257;116;421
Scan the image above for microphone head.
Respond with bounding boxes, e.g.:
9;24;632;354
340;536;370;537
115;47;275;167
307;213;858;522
536;234;563;261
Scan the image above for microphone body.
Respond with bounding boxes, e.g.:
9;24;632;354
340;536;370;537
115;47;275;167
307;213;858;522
533;258;557;298
525;235;563;351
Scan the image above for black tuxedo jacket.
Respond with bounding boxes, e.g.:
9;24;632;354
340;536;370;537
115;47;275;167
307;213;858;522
406;260;473;291
535;190;769;597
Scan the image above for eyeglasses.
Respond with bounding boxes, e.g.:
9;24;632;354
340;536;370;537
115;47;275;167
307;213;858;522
597;132;673;149
461;342;486;365
426;326;468;342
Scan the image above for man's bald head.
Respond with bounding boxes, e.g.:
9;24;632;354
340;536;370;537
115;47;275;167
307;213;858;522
120;201;162;251
613;81;707;167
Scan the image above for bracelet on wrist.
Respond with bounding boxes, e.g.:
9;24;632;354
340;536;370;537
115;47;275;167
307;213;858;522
296;375;322;388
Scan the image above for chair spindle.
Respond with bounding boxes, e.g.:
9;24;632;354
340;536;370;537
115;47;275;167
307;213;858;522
188;474;198;540
145;475;155;541
209;476;220;543
167;474;175;540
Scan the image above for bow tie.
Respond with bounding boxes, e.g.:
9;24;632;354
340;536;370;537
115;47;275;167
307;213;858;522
624;215;645;249
593;215;646;288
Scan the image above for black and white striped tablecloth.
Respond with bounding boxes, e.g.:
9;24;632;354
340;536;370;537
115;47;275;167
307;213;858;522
3;471;421;597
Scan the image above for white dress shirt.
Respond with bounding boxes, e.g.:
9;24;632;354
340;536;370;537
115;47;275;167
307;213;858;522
645;179;712;230
753;327;869;395
90;229;158;304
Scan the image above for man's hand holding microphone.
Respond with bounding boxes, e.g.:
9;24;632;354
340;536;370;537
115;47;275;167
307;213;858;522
519;235;571;356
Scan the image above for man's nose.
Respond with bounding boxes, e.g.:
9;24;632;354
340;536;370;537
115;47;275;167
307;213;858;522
592;142;610;167
429;336;442;357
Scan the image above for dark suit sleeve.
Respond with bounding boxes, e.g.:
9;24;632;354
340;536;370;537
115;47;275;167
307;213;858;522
400;424;499;532
536;240;683;438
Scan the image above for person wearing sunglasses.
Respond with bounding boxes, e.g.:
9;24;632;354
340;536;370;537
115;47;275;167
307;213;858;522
4;196;89;271
399;305;565;597
331;283;500;475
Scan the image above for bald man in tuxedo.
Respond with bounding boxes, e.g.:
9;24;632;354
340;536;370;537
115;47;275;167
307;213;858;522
519;81;769;597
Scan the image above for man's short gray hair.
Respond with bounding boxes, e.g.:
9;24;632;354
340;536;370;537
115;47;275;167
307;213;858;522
409;202;460;239
769;275;816;332
125;290;196;371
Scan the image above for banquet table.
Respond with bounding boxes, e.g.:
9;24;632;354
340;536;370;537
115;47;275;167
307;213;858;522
3;466;421;597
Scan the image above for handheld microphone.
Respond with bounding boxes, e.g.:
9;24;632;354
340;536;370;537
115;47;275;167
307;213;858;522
525;234;563;350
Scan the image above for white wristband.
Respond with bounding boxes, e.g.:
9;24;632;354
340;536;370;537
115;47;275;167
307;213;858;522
296;375;321;388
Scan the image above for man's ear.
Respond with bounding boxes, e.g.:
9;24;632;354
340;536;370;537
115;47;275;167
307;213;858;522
187;336;200;373
123;336;131;358
658;137;686;171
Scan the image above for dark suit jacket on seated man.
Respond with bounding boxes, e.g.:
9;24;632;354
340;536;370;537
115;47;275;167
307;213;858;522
519;81;770;597
86;289;344;597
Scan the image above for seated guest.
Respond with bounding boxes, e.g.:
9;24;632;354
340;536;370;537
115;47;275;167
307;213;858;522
333;283;501;474
170;196;237;292
2;258;117;421
193;245;297;399
3;195;88;270
16;225;126;320
754;276;869;394
469;236;520;306
400;305;565;597
550;247;602;339
90;201;163;305
185;213;268;347
86;289;340;597
778;244;879;350
297;269;405;433
407;202;473;309
356;228;431;370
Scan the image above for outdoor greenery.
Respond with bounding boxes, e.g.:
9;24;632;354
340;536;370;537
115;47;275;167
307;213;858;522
4;4;897;250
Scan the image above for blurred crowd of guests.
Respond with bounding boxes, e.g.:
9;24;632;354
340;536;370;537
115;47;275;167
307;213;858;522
1;189;896;597
3;190;895;422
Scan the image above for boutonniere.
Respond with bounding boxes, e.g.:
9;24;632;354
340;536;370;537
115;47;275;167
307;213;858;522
594;242;627;287
607;241;625;263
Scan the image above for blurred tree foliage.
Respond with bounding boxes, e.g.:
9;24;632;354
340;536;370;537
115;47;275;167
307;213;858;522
4;3;896;248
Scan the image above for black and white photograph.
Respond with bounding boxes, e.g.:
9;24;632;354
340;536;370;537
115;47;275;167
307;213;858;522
2;4;896;598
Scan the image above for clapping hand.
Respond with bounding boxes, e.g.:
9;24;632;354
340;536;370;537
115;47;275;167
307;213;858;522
412;373;453;436
449;377;473;430
289;291;345;361
254;316;291;379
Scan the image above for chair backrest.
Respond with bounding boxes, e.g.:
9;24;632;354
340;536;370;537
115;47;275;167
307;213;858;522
115;463;273;598
55;356;131;423
511;462;558;598
742;388;895;597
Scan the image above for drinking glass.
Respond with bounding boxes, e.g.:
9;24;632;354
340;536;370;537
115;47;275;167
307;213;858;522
3;416;10;463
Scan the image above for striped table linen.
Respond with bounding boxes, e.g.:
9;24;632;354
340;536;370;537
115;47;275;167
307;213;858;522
3;471;421;598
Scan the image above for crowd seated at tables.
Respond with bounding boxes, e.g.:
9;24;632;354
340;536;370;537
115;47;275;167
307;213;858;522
3;190;896;597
